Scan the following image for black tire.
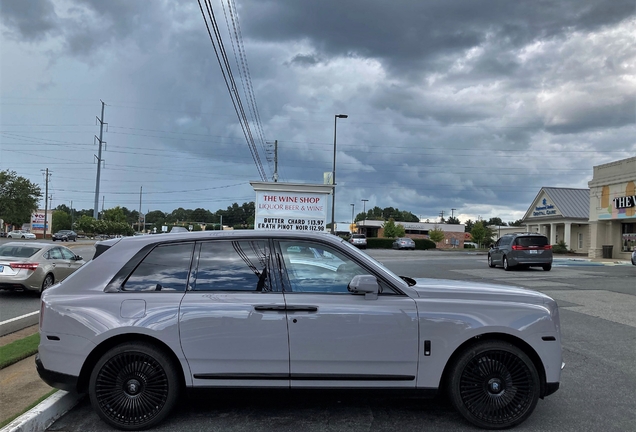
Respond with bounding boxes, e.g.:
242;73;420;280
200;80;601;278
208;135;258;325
89;342;180;430
488;255;495;268
543;264;552;271
52;238;56;242
448;340;540;429
503;256;512;271
40;274;54;295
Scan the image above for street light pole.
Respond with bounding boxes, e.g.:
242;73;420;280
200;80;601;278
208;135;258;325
331;114;348;234
350;203;355;228
361;199;368;220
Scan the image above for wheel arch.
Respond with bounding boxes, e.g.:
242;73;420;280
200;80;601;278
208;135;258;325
77;333;186;393
440;332;548;398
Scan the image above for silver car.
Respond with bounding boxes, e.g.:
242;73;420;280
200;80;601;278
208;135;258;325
392;237;416;250
37;231;563;430
0;242;85;294
7;230;36;239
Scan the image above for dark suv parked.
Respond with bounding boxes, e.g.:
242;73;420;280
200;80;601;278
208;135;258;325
488;232;553;271
52;230;77;242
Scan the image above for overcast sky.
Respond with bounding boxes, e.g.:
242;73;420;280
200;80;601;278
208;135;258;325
1;0;635;225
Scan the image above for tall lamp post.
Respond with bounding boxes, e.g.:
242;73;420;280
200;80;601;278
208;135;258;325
331;114;348;234
361;199;368;220
350;203;355;230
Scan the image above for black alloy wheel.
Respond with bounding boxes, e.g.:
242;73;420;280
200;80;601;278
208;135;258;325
89;342;180;430
449;341;540;429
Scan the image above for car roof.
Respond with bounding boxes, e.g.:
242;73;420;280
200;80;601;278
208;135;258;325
3;241;53;248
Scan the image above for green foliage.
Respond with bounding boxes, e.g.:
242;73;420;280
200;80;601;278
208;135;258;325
0;333;40;370
0;170;42;226
102;206;126;223
464;219;474;233
470;221;494;247
356;206;419;223
428;226;445;243
52;210;71;232
486;217;506;227
447;216;460;224
508;219;524;227
382;218;405;238
75;215;133;236
552;240;569;254
414;238;436;250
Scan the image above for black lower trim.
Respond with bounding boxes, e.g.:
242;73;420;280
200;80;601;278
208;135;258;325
544;382;560;397
193;373;414;381
35;354;79;392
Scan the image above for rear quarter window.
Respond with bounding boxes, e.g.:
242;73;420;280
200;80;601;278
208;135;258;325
123;243;194;292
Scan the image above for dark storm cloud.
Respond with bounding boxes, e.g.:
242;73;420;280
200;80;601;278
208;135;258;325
238;0;635;74
0;0;59;41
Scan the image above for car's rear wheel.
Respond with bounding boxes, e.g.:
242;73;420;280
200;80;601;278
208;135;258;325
448;340;540;429
89;342;180;430
40;274;54;295
543;264;552;271
488;255;495;268
503;256;512;271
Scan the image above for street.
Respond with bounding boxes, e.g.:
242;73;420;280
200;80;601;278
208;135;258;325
39;248;635;432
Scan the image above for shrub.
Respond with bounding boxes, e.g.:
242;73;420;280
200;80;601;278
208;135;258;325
414;239;436;250
552;240;569;254
367;238;394;249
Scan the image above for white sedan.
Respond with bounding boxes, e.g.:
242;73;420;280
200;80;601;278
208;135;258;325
7;230;36;239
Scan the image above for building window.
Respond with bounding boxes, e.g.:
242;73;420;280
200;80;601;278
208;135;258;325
578;233;583;249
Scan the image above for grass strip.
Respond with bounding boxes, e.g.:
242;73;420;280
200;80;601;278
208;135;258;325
0;333;40;370
0;389;58;429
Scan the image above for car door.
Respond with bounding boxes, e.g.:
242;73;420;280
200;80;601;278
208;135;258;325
179;239;290;388
276;239;419;388
58;246;83;277
491;238;503;264
44;247;72;281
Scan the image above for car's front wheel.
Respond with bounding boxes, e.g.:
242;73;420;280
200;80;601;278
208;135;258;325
89;342;180;430
448;340;540;429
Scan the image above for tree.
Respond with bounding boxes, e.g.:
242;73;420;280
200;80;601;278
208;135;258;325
102;206;127;223
0;170;42;226
52;210;71;232
145;210;166;224
447;216;460;224
464;219;474;233
470;221;494;248
508;219;524;227
486;217;506;227
429;226;445;244
382;218;405;238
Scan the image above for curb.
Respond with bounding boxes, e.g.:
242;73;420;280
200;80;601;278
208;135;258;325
0;391;82;432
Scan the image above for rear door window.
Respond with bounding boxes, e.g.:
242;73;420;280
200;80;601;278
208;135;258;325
123;243;194;292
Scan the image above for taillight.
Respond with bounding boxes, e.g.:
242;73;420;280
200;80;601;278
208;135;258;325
543;245;552;250
10;263;39;270
512;245;527;250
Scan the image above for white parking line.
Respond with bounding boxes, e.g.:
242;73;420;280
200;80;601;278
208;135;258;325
0;311;39;327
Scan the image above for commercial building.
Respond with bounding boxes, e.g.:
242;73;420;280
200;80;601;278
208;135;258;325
587;157;636;259
356;220;466;248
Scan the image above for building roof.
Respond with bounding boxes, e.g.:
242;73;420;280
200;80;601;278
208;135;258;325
542;187;589;219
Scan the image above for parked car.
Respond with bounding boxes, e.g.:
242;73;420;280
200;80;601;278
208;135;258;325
488;232;553;271
37;231;563;430
0;242;85;294
52;230;78;242
392;237;416;250
632;249;636;266
7;230;36;239
348;233;367;249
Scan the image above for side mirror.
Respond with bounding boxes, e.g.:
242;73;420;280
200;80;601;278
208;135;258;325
75;255;83;261
489;244;494;249
348;275;379;300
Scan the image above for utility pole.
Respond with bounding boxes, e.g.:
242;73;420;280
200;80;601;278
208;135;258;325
93;100;107;219
70;200;74;230
138;186;143;232
101;195;105;219
41;168;51;239
439;210;445;222
273;140;278;182
451;208;456;218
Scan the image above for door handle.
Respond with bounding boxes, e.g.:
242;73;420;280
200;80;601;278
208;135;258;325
285;305;318;312
254;305;286;311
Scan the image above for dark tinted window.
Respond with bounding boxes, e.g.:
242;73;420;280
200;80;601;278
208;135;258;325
123;243;194;292
516;236;549;247
500;237;513;246
352;234;366;239
194;240;270;292
0;245;40;258
59;248;76;260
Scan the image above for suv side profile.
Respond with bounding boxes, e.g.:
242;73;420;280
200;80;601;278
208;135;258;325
488;232;553;271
